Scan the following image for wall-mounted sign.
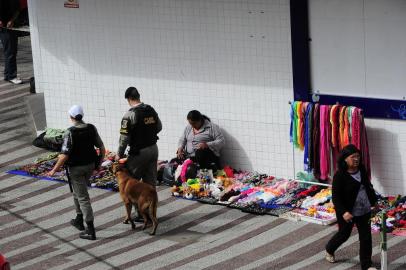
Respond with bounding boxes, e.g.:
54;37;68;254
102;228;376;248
64;0;79;8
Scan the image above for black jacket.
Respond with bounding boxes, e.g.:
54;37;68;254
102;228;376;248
332;166;377;216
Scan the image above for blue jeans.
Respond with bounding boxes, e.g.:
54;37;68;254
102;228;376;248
0;29;18;80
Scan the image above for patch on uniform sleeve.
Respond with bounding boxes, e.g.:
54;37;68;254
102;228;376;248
144;116;156;125
61;136;70;153
120;119;129;134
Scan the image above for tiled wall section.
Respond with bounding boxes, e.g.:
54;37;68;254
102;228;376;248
28;0;406;195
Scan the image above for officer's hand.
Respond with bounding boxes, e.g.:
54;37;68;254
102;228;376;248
197;142;208;149
0;21;3;28
47;170;56;177
6;20;13;28
176;148;184;159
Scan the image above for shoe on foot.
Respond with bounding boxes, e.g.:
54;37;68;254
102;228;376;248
79;221;96;240
70;214;85;231
367;267;377;270
8;77;23;85
325;251;335;263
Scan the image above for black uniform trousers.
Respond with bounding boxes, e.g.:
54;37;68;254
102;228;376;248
0;29;18;81
326;212;373;270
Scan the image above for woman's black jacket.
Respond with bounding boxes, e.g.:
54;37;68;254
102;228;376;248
332;166;377;216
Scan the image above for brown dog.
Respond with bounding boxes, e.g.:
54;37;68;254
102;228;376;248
113;163;158;235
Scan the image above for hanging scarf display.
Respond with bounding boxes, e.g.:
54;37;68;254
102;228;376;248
319;105;331;180
312;103;321;179
297;102;305;150
304;103;313;172
290;101;371;181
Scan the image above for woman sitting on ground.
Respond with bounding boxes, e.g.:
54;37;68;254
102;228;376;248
177;110;225;170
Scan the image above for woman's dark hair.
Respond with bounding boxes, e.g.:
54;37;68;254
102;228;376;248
337;144;362;172
187;110;210;122
125;87;140;100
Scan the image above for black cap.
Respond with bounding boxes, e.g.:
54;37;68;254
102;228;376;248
125;87;140;100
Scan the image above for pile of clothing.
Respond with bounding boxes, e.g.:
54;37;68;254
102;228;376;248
371;195;406;235
170;159;336;223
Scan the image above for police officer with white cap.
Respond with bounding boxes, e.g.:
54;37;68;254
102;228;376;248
48;105;105;240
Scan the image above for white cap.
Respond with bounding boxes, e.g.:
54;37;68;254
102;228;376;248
68;105;84;118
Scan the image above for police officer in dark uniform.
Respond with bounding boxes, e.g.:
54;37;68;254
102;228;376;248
48;105;105;240
116;87;162;190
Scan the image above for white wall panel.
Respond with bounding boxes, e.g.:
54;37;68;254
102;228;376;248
28;0;406;195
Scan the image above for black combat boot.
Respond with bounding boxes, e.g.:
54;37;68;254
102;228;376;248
79;221;96;240
70;214;85;231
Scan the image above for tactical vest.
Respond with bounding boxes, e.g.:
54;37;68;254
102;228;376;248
129;105;158;155
66;124;97;167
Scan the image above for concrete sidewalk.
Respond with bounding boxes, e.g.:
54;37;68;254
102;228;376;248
1;37;405;270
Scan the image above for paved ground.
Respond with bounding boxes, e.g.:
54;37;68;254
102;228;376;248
1;37;406;270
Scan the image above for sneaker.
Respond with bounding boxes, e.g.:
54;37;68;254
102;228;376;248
325;251;335;263
8;77;23;85
367;267;377;270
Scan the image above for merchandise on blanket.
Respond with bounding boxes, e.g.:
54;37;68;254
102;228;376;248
371;195;406;234
197;197;219;205
299;188;332;209
241;203;270;215
170;177;210;199
208;180;225;200
18;152;65;179
266;205;294;217
291;207;336;225
233;171;274;186
197;168;214;184
228;201;249;210
180;159;195;182
220;189;241;202
15;151;119;190
223;165;234;178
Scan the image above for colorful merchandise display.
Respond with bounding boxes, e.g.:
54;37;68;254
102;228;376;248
169;160;337;225
9;154;406;232
290;101;371;180
11;151;119;191
371;196;406;236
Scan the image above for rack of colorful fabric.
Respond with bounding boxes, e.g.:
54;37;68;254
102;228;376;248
289;101;371;181
7;151;119;191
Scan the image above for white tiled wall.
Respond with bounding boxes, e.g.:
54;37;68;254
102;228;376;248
28;0;406;195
